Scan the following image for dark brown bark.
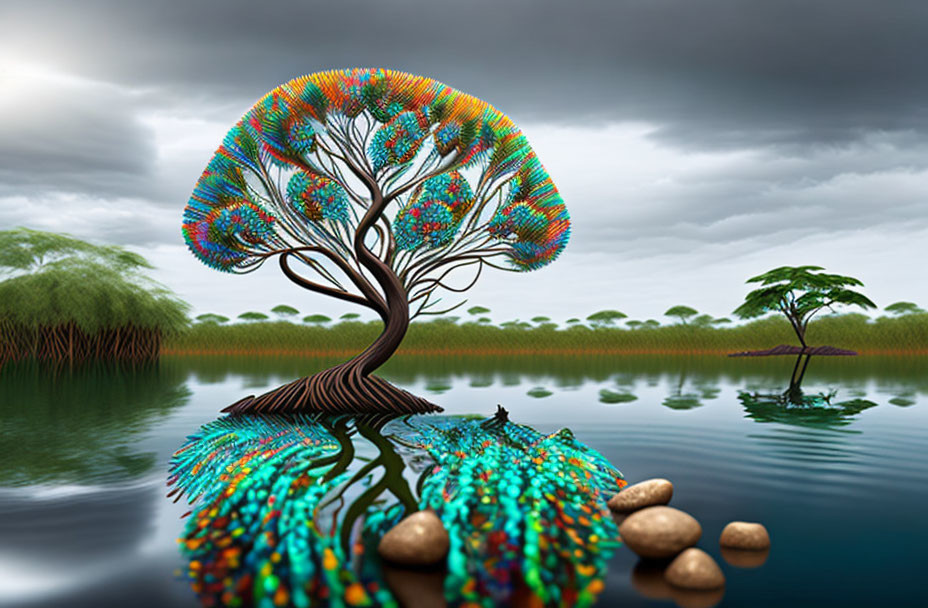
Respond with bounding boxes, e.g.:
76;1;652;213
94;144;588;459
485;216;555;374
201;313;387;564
224;160;441;415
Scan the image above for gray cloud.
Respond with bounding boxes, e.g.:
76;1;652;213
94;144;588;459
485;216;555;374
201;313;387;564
2;0;927;147
0;71;158;199
1;0;926;319
501;122;928;271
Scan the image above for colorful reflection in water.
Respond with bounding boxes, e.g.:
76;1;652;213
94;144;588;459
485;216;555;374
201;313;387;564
167;410;627;607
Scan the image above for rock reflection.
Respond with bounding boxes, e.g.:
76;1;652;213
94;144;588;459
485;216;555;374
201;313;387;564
168;411;628;606
381;565;447;608
630;559;674;600
630;560;725;608
720;546;770;569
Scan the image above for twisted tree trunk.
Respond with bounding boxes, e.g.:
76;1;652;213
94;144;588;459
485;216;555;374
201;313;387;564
223;177;441;415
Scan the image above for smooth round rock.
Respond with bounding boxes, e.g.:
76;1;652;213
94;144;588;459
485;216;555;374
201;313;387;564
378;510;449;566
719;521;770;550
619;506;702;559
664;548;726;590
608;478;674;513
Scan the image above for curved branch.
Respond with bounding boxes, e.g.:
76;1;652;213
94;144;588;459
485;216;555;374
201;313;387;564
411;295;468;320
406;248;509;290
280;252;386;315
408;259;483;302
378;215;396;264
288;246;387;313
371;223;393;265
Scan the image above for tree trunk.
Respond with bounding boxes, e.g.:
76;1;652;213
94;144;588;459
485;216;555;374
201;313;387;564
222;297;439;415
223;180;441;416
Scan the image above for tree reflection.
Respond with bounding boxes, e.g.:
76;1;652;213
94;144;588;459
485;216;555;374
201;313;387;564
738;390;877;429
661;367;719;410
0;361;189;485
168;410;627;607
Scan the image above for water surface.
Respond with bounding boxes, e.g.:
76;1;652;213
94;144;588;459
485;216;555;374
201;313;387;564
1;354;925;607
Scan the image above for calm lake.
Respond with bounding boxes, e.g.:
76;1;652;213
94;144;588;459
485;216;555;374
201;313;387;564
1;354;926;607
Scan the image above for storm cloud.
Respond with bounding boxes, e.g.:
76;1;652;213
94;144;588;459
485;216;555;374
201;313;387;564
4;0;928;142
0;0;926;320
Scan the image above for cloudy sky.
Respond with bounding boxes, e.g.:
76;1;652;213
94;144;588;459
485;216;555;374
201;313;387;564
1;0;926;324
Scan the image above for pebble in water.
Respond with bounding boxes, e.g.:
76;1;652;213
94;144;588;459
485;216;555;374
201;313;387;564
608;478;674;513
619;506;702;559
378;510;450;567
664;548;726;590
719;521;770;550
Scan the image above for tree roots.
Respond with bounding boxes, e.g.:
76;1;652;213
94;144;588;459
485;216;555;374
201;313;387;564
222;363;442;415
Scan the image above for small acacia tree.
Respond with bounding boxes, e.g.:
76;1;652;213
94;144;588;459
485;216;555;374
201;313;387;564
271;304;299;319
732;265;876;395
884;301;923;316
182;69;570;414
691;314;714;328
586;310;627;327
196;313;230;324
733;265;875;348
664;305;698;325
303;314;332;325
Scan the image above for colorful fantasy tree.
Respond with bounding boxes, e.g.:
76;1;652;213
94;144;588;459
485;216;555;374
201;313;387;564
182;69;570;414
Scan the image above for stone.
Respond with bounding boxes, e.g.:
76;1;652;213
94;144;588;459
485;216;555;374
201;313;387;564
608;478;674;513
719;521;770;551
378;510;450;566
619;506;702;559
664;548;726;590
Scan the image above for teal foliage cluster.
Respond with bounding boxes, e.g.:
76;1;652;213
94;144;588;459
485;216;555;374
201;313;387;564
168;412;625;607
394;171;475;250
286;171;350;223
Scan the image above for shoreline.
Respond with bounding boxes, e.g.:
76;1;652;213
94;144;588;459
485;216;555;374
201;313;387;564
162;347;928;357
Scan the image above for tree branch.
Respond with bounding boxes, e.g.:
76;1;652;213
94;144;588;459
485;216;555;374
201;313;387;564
279;253;381;313
408;259;483;302
277;246;387;315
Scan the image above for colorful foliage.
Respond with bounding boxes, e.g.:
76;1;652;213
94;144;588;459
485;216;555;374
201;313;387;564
183;68;570;273
286;171;350;223
368;110;431;171
183;200;277;272
488;156;570;270
394;171;474;250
